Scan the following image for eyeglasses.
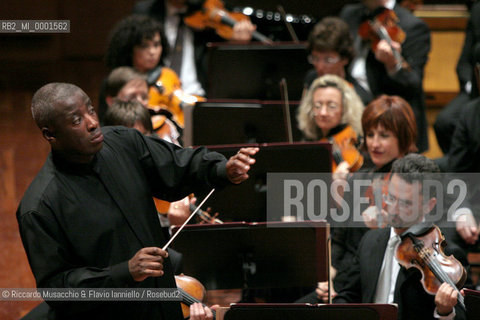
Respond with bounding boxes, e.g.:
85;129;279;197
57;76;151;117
312;102;340;114
307;55;341;65
383;193;425;211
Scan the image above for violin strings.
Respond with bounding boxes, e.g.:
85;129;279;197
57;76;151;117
179;288;217;316
423;252;465;306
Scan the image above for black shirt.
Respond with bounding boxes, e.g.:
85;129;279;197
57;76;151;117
17;126;229;319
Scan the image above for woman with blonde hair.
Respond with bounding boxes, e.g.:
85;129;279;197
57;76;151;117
297;74;364;173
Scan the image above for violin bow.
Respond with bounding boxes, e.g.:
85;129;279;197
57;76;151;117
279;78;293;143
277;5;299;43
162;188;215;251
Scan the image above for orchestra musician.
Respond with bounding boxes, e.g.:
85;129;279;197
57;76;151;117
303;17;371;105
101;14;187;134
340;0;431;152
133;0;256;97
17;82;258;320
298;94;418;304
332;154;470;320
434;1;480;155
297;74;364;175
104;66;181;145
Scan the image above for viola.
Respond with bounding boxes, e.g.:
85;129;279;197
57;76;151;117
324;126;364;173
396;224;467;310
358;7;409;69
184;0;272;44
175;274;216;319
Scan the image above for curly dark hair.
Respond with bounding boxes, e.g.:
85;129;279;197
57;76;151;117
105;14;169;70
307;17;354;61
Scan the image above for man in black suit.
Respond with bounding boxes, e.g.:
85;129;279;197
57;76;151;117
434;1;480;155
334;154;468;320
440;97;480;251
133;0;255;97
340;0;431;152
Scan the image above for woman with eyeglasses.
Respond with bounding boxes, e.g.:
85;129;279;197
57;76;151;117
297;94;418;304
304;17;371;105
297;74;364;175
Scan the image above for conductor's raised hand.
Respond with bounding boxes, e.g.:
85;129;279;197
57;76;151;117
226;147;259;184
129;247;168;282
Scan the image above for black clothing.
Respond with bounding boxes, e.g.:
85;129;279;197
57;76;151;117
17;126;230;319
340;3;431;152
441;98;480;250
434;1;480;153
330;160;393;292
334;227;469;320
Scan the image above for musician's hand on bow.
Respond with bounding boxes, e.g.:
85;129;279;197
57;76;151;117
374;39;401;71
316;281;337;303
362;205;388;229
128;247;168;281
332;161;351;182
226;147;259;184
456;212;479;245
434;283;457;317
232;19;256;41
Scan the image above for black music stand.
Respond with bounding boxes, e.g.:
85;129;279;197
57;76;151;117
465;288;480;320
183;100;303;146
199;142;331;222
170;221;329;296
223;303;398;320
206;42;310;101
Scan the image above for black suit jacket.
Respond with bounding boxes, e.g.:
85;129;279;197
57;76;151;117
334;228;468;320
340;4;431;152
456;1;480;97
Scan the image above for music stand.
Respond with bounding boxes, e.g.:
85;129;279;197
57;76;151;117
223;303;398;320
206;42;310;101
183;100;303;146
170;221;329;293
464;288;480;320
199;141;331;222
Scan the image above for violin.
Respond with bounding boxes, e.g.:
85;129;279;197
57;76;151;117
190;203;223;224
175;274;216;319
396;224;467;310
151;115;181;146
184;0;272;44
324;125;364;173
154;196;223;225
147;66;206;128
358;7;409;70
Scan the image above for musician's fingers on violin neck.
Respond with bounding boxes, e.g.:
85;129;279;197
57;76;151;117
189;303;213;320
435;283;458;315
